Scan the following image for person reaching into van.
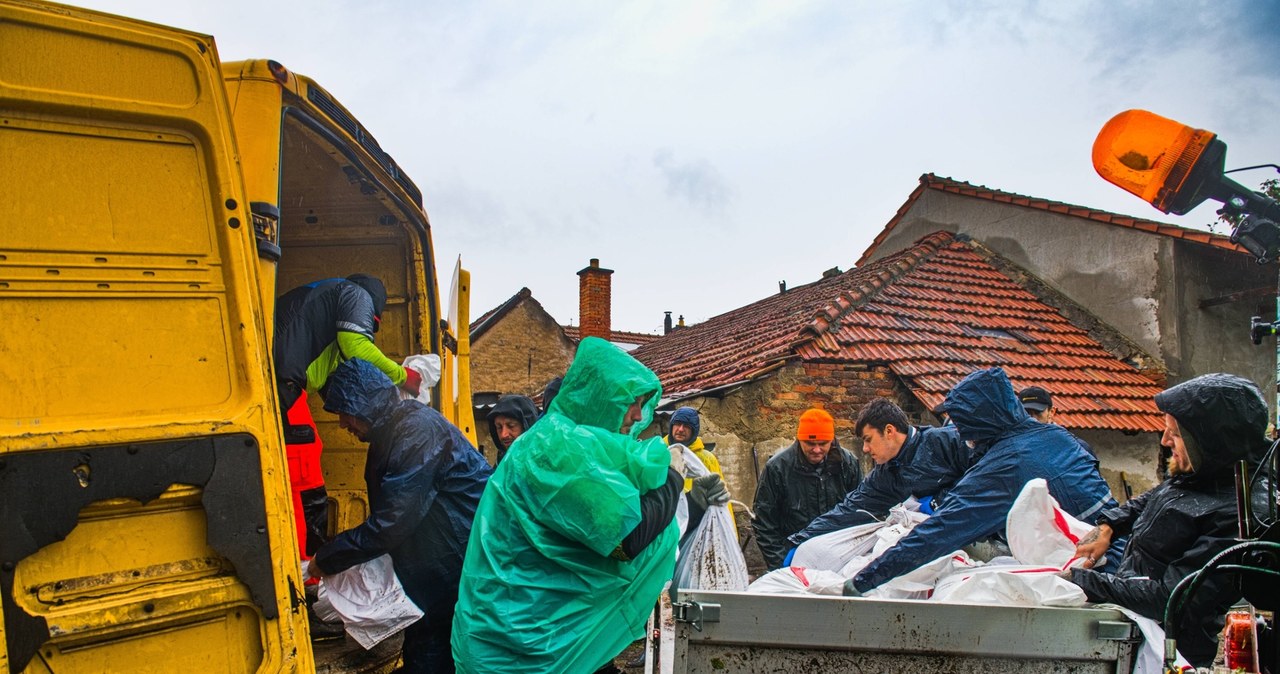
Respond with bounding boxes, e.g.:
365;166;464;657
273;273;421;558
306;359;490;673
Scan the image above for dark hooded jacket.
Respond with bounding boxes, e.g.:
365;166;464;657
752;439;863;568
852;367;1116;592
486;395;541;464
1069;373;1268;667
789;424;977;547
310;359;491;616
273;274;390;409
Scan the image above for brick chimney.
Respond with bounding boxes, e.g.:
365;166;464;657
577;258;613;341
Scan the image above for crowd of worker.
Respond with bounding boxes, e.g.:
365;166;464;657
273;273;1270;672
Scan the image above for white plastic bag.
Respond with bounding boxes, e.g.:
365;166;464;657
672;444;749;591
312;555;424;649
930;563;1086;607
792;501;928;573
398;354;441;405
1006;478;1094;568
747;566;847;596
866;551;977;600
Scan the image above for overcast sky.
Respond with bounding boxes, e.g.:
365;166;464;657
79;0;1280;334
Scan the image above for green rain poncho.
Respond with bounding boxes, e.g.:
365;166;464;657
452;337;678;673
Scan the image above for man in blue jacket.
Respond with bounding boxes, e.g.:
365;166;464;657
789;399;976;549
306;359;491;673
844;367;1118;596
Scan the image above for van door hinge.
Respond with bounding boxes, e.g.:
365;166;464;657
672;601;720;632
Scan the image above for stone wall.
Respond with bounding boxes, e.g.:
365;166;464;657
470;299;577;397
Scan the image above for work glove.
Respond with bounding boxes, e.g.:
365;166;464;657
841;579;863;598
668;443;687;475
401;367;423;396
688;474;729;512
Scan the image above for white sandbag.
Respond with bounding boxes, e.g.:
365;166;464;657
866;551;977;600
314;555;424;649
931;564;1086;607
673;502;750;591
791;502;929;573
1006;478;1094;568
670;444;707;539
747;566;847;596
398;354;442;405
671;444;749;591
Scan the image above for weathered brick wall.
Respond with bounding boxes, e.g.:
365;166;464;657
577;259;612;341
471;300;577;397
667;361;923;511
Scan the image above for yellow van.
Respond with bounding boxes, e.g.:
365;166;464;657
0;1;471;671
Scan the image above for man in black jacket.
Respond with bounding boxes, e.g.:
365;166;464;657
485;394;540;465
789;399;975;548
274;274;423;557
752;408;862;569
1067;373;1269;668
306;359;490;673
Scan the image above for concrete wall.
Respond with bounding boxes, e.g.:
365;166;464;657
1073;428;1162;501
867;190;1166;359
470;299;577;398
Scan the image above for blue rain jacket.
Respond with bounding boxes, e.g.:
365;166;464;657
852;367;1116;592
311;359;491;616
452;337;678;673
789;424;977;547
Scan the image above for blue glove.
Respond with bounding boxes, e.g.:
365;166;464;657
918;495;934;515
782;547;797;566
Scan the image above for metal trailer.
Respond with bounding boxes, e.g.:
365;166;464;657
655;589;1141;674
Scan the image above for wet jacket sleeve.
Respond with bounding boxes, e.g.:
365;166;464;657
788;467;897;546
310;435;443;575
335;331;406;385
852;452;1017;593
1094;489;1149;537
615;468;682;560
1069;511;1238;621
752;461;789;569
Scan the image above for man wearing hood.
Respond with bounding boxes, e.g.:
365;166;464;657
452;337;683;674
665;406;735;534
844;367;1117;596
485;394;540;465
273;274;424;558
1066;373;1268;668
753;408;863;569
306;359;491;673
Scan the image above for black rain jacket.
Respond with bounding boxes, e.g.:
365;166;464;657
486;395;541;464
312;360;491;615
1069;373;1269;667
274;275;387;409
752;440;862;568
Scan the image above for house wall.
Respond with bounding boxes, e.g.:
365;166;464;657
470;300;577;397
866;189;1276;413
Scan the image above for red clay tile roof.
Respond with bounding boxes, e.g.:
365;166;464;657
634;231;1163;433
563;326;662;347
855;174;1248;267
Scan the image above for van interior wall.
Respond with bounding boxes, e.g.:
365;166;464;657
274;119;423;534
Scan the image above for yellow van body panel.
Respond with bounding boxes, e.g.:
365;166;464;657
0;1;308;672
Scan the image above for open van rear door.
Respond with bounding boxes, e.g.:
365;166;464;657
0;2;306;672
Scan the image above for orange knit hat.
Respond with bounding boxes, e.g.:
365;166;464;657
797;408;835;442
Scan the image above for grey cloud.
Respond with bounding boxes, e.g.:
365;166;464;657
652;149;734;213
